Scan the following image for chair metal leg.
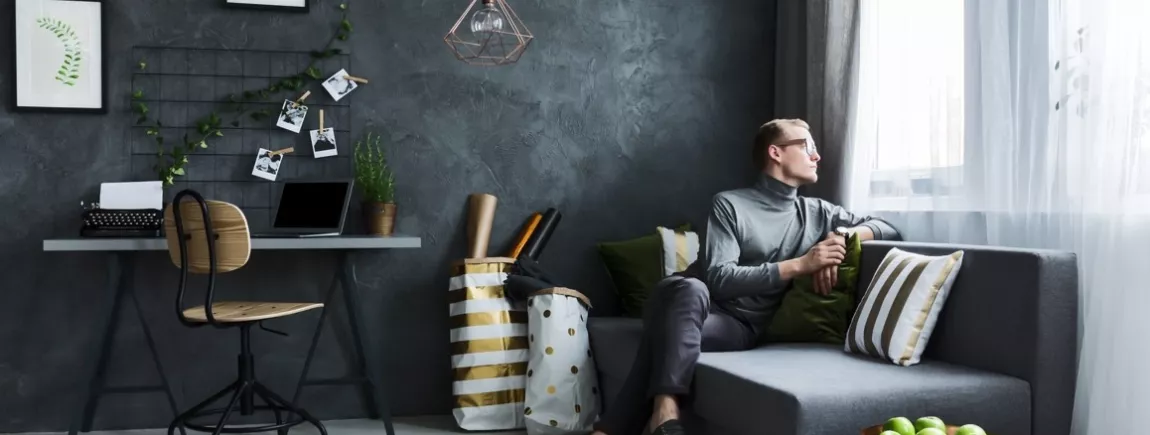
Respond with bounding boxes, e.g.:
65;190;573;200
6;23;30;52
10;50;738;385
210;383;246;435
168;381;241;435
254;383;328;435
339;254;395;435
254;385;289;435
175;324;324;435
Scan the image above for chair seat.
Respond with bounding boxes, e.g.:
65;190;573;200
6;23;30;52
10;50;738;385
182;301;324;323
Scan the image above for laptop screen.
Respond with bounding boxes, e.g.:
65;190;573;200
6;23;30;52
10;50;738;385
272;181;350;229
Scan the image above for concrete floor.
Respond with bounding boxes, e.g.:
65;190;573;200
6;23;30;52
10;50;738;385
4;416;526;435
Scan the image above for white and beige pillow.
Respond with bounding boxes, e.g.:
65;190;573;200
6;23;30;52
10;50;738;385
844;248;965;366
656;226;699;276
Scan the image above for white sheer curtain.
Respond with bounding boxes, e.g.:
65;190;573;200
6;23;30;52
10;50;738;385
847;1;1150;434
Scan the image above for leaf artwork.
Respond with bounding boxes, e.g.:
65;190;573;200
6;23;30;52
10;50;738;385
36;18;82;86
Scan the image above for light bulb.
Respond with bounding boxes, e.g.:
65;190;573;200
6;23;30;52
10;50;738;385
469;0;505;35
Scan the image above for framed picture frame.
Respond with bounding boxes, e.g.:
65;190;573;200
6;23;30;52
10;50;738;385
223;0;309;13
11;0;107;113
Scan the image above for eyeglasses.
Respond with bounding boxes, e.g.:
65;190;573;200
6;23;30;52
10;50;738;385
771;138;818;157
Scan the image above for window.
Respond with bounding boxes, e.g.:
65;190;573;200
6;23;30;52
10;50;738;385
856;1;1150;213
861;0;965;204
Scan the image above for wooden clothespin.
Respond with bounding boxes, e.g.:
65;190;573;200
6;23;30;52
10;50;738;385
268;147;295;157
294;90;311;104
319;109;325;131
344;74;369;84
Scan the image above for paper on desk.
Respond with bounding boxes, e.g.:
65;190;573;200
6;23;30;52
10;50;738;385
99;181;164;210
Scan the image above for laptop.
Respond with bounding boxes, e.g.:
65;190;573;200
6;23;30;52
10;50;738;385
253;179;354;238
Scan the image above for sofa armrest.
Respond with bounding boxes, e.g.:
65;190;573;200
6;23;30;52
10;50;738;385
858;241;1079;435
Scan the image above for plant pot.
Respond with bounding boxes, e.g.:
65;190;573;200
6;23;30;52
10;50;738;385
363;202;396;236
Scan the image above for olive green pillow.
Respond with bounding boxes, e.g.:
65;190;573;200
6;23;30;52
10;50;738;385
765;233;862;344
597;224;690;317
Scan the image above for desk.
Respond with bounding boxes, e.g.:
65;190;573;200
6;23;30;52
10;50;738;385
44;235;422;435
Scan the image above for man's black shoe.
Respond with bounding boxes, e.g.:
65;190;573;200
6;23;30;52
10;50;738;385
649;419;685;435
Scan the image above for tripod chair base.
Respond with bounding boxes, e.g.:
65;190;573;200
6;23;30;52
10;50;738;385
168;325;327;435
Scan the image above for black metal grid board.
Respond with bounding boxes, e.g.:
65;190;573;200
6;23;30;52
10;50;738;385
128;45;354;231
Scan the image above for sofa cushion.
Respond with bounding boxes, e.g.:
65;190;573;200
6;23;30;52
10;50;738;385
765;232;863;345
845;248;966;366
596;225;690;317
692;343;1031;435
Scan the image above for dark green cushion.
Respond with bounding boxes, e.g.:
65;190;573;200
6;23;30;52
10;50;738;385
765;233;862;344
597;224;689;317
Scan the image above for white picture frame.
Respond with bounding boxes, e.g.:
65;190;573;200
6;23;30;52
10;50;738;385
224;0;308;12
13;0;107;113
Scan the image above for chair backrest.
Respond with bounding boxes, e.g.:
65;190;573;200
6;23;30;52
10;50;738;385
163;194;252;273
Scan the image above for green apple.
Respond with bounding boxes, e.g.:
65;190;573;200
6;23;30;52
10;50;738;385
883;417;917;435
915;416;946;433
880;431;903;435
955;424;986;435
916;429;946;435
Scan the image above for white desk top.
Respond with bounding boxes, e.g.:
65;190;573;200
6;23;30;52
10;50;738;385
43;235;422;252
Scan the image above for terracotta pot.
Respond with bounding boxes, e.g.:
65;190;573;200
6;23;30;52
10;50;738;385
363;202;396;236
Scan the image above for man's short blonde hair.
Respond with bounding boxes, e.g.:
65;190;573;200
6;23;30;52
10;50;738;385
753;118;810;169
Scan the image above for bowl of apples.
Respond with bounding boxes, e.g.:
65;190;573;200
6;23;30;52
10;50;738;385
861;416;988;435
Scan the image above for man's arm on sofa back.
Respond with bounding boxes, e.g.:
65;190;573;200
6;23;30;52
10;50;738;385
858;241;1079;435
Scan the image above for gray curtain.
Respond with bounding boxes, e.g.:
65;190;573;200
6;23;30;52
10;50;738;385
773;0;860;205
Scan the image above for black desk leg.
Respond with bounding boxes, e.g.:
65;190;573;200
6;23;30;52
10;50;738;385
70;253;126;435
338;253;395;435
293;253;395;435
70;253;184;435
128;273;183;435
291;272;338;406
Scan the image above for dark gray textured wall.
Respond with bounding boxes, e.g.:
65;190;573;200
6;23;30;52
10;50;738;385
0;0;776;430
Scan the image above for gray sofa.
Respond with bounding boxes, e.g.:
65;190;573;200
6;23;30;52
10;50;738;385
589;241;1079;435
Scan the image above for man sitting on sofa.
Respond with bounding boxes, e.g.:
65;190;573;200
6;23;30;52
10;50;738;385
591;118;902;435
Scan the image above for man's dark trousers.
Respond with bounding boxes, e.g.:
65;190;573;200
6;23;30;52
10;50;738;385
594;275;758;435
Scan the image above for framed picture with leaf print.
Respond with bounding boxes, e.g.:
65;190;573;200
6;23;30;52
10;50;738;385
224;0;309;13
12;0;107;113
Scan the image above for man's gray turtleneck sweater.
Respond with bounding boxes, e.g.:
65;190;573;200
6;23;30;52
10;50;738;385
700;174;901;331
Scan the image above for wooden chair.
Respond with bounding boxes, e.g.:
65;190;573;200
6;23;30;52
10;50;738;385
163;190;327;435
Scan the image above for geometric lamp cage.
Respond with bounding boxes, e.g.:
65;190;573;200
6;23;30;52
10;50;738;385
443;0;534;66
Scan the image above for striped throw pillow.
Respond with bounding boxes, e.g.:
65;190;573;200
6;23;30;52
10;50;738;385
844;248;965;366
657;226;699;276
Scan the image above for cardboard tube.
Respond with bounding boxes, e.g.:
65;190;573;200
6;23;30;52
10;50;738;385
466;193;498;258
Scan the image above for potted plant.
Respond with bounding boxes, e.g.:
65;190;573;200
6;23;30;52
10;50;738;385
354;131;396;236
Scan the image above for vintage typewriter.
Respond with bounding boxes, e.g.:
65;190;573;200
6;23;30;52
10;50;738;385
81;208;164;238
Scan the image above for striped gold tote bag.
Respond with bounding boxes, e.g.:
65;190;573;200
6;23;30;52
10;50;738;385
449;257;528;430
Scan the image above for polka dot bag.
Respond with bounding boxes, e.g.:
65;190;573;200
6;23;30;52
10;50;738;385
524;288;600;435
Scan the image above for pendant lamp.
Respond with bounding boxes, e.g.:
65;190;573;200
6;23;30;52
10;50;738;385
444;0;534;66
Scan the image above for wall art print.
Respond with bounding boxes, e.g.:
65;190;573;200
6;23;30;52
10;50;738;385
12;0;106;113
